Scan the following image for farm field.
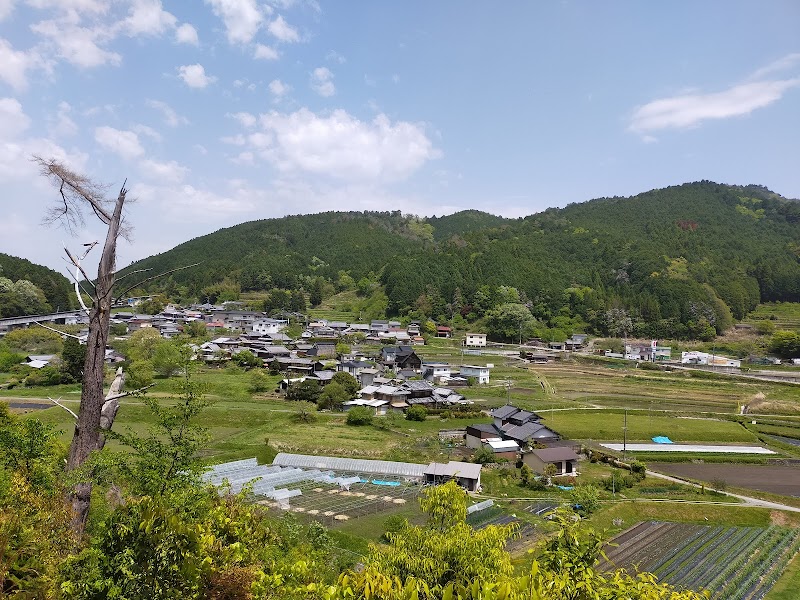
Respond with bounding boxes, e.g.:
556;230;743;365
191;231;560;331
649;463;800;498
601;520;800;599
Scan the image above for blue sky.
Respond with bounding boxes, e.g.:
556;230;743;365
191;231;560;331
0;1;798;274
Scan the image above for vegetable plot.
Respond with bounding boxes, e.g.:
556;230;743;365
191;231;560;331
602;521;800;599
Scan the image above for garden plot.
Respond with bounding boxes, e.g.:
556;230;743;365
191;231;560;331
258;478;422;526
600;521;800;599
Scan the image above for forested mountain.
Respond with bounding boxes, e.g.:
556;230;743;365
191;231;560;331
0;253;74;317
120;181;800;340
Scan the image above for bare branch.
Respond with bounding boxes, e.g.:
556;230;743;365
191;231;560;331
64;248;97;292
113;262;201;304
33;155;115;230
113;267;153;282
35;322;83;340
48;397;79;421
103;383;155;402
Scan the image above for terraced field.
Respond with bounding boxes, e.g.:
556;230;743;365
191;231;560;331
601;521;800;599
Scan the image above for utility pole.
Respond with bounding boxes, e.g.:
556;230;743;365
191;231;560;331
622;410;628;461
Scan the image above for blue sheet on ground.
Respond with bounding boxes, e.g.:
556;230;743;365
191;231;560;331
371;480;402;486
556;485;574;490
652;436;673;444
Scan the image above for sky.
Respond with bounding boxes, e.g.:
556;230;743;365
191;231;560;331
0;1;798;276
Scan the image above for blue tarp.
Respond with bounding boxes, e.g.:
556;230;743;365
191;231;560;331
556;485;574;491
652;436;674;444
371;480;402;486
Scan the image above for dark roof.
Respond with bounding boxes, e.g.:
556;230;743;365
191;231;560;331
503;422;558;442
529;447;580;462
467;423;500;435
403;380;434;392
509;410;537;423
490;405;520;420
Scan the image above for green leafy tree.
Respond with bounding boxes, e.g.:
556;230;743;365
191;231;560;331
285;379;321;403
109;372;211;497
3;327;63;354
61;336;87;380
182;320;209;340
486;303;536;342
231;349;261;370
331;371;360;396
151;341;185;378
249;369;273;393
126;360;154;389
125;328;165;362
571;483;601;514
309;279;324;307
318;381;351;410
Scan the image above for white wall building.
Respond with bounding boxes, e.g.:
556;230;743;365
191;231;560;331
460;364;490;384
464;333;487;347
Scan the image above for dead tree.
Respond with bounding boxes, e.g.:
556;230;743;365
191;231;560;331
35;156;195;532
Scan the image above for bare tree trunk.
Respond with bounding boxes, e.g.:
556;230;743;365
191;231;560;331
66;190;125;531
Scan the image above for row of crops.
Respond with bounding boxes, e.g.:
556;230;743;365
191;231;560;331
601;521;800;599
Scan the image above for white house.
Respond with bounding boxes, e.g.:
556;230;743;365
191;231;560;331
252;318;288;335
464;333;487;347
460;364;490;384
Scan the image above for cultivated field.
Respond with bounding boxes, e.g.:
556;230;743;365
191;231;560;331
649;463;800;498
601;520;800;599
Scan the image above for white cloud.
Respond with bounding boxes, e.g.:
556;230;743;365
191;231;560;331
131;123;161;141
326;50;345;64
0;38;38;91
0;97;30;138
0;0;15;22
175;22;199;45
253;43;279;60
268;14;299;42
177;63;216;88
120;0;176;36
26;0;108;14
205;0;264;44
268;78;290;97
139;158;189;183
310;66;334;97
31;19;121;68
50;101;78;137
749;53;800;81
229;111;256;127
94;125;144;160
255;108;441;182
630;78;800;134
146;99;188;126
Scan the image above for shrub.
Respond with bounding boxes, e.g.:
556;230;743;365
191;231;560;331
248;369;271;393
406;405;427;422
346;406;373;426
473;445;496;464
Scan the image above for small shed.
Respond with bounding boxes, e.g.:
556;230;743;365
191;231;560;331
424;461;481;491
483;438;519;461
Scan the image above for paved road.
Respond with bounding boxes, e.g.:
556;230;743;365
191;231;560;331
646;469;800;513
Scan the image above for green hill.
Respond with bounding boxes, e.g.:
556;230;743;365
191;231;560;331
119;181;800;340
0;253;75;316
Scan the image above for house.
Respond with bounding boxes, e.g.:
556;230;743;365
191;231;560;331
310;342;337;358
522;447;580;476
338;360;373;377
626;341;671;361
252;318;288;335
564;334;588;351
424;461;481;491
422;362;452;382
24;354;56;369
436;326;453;338
342;398;389;415
463;333;487;348
466;424;500;449
379;346;422;370
459;364;490;384
482;438;519;461
357;368;379;387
